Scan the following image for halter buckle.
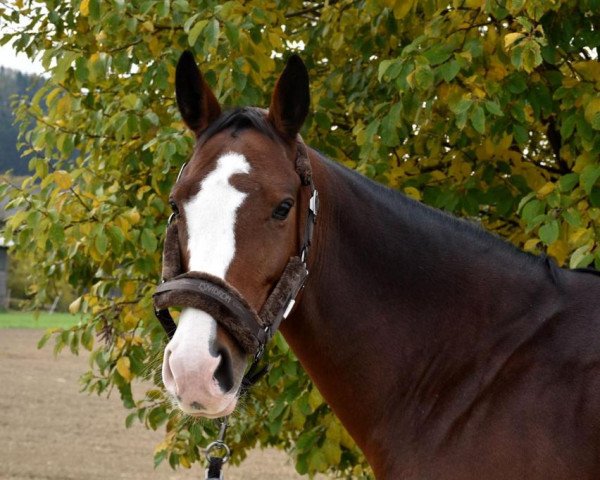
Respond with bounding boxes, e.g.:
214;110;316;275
309;189;319;220
254;341;265;362
283;298;296;320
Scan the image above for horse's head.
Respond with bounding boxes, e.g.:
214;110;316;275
160;51;311;417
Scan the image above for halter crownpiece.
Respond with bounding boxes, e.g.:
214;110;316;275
153;138;318;357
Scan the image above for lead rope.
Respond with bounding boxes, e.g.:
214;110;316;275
203;342;269;479
205;418;230;480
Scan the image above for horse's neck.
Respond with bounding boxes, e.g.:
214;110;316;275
280;152;562;471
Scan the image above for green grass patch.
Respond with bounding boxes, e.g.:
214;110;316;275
0;311;80;329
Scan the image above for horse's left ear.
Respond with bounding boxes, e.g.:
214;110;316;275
268;55;310;140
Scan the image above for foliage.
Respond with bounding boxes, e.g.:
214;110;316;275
5;242;77;310
1;0;598;477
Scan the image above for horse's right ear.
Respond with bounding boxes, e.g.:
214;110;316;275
175;51;221;135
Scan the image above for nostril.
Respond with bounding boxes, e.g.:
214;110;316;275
213;348;234;393
162;349;178;395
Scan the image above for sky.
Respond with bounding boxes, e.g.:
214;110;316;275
0;42;45;74
0;13;46;76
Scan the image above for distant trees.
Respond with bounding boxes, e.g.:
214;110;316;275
1;0;599;478
0;67;37;174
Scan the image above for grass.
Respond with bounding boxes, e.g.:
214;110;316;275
0;311;80;329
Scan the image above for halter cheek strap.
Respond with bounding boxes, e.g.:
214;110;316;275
152;139;318;357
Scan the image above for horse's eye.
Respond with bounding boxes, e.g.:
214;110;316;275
169;200;179;215
272;199;294;220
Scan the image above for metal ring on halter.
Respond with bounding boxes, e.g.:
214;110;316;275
205;441;231;464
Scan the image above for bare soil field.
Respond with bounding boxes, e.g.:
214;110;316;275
0;329;304;480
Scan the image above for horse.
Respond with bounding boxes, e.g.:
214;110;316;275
156;51;600;479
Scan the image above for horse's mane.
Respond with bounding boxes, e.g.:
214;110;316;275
321;155;551;272
198;107;278;144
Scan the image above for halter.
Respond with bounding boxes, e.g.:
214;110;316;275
153;137;318;360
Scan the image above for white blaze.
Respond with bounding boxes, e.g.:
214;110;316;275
163;152;250;411
183;152;250;277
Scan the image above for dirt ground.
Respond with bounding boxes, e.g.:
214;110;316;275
0;329;305;480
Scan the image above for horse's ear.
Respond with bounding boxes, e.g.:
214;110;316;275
268;55;310;140
175;51;221;135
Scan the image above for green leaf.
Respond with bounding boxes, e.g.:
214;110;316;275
140;228;158;253
449;97;473;115
470;105;486;134
49;223;65;244
37;329;56;349
562;208;582;227
579;165;600;195
438;59;461;82
521;198;544;223
570;245;594;269
558;173;579;193
188;20;208;46
560;113;577;140
539;220;559;245
484;100;504;116
414;65;434;90
95;230;108;255
378;59;394;81
424;45;453;66
205;19;220;49
224;21;239;48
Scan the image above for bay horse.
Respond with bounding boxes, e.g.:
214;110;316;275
157;51;600;479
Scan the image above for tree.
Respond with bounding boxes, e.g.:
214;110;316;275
1;0;598;477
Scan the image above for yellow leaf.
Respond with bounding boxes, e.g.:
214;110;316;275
179;456;191;469
404;186;422;201
504;32;525;49
115;336;126;351
484;138;495;157
69;296;82;314
80;0;89;17
584;96;600;126
524;238;540;251
326;421;342;443
498;133;513;151
148;36;161;57
536;182;555;198
54;170;73;190
154;438;170;454
116;356;132;382
123;281;136;297
142;20;154;32
308;387;324;410
127;208;141;224
392;0;414;19
430;170;447;181
547;240;569;266
574;61;600;86
123;311;138;330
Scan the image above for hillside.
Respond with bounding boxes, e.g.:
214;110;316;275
0;67;39;175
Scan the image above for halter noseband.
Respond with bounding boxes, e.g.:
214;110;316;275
153;139;318;360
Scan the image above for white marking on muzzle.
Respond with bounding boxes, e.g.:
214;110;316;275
162;152;250;414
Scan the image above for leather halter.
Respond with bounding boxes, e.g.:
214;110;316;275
153;139;318;359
